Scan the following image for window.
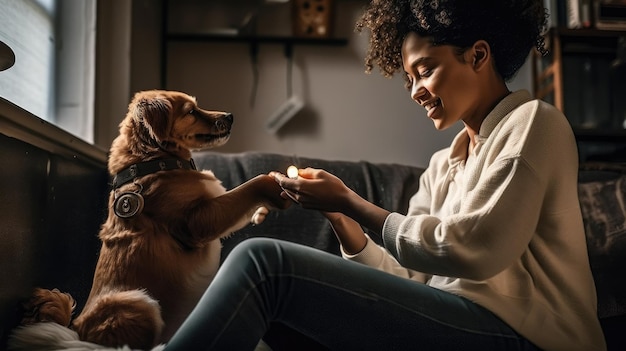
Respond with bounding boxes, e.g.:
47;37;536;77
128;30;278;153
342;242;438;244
0;0;96;143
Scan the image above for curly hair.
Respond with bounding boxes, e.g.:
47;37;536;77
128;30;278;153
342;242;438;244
356;0;548;82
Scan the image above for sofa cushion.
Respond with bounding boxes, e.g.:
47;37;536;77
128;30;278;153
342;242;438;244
578;165;626;319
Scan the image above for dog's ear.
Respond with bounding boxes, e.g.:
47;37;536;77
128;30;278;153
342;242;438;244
131;94;172;143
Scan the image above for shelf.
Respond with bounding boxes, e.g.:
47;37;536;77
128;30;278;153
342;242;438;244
159;0;350;88
161;33;349;87
550;27;626;38
548;28;626;55
550;27;626;39
573;128;626;142
533;27;626;163
166;33;349;46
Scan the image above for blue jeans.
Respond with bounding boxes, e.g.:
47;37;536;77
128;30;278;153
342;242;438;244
165;238;540;350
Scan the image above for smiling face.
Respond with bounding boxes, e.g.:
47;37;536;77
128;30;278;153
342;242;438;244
401;32;482;131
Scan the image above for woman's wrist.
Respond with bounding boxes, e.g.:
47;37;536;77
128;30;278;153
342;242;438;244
326;213;367;255
343;190;390;235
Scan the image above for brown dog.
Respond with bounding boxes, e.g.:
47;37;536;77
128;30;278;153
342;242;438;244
18;90;289;349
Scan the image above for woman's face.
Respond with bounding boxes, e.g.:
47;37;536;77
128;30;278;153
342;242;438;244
401;32;481;130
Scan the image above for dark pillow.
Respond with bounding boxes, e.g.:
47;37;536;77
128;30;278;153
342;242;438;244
578;169;626;319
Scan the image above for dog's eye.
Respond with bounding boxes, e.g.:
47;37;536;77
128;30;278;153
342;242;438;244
188;109;196;116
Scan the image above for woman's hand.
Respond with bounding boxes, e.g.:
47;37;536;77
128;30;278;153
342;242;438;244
269;167;353;213
269;167;391;235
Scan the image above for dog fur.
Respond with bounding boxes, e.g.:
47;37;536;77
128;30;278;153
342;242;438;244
10;90;288;350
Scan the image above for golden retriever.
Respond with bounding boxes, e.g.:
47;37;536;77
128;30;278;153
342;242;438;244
13;90;288;349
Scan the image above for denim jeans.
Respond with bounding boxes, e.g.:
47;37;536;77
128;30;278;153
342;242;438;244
165;237;540;351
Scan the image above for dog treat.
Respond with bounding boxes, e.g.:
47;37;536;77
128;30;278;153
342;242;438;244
287;165;299;179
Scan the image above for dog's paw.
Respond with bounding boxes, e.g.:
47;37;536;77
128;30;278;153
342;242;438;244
251;206;269;225
20;288;76;327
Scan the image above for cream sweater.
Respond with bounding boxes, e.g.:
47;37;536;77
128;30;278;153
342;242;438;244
343;90;606;351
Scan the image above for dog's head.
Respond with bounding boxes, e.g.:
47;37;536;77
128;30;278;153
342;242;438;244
123;90;233;156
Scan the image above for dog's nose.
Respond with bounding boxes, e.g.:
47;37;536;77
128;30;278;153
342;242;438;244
215;113;234;131
224;113;233;124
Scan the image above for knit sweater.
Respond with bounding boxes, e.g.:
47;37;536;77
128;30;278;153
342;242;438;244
343;90;606;351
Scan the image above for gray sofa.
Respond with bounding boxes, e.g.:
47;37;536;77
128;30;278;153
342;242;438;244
0;136;624;349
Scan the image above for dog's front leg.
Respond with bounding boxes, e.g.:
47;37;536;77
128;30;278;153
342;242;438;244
183;174;291;243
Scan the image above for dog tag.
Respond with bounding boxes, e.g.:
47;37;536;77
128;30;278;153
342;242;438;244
113;192;144;218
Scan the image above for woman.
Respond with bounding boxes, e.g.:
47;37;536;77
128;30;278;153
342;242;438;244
165;0;606;350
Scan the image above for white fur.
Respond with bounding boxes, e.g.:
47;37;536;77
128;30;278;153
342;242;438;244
8;322;166;351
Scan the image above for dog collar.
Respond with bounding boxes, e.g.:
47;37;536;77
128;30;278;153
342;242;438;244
112;158;196;189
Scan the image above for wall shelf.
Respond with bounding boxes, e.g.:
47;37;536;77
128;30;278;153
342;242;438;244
159;0;354;87
166;33;348;46
161;33;349;88
573;128;626;142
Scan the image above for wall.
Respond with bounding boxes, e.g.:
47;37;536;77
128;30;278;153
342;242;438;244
127;0;532;168
95;0;133;149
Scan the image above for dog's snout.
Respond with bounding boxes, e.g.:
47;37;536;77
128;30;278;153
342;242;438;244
215;113;233;131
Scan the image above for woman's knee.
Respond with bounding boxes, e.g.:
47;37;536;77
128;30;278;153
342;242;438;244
226;237;281;260
222;238;286;276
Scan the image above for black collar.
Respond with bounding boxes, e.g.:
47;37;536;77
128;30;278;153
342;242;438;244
112;158;196;189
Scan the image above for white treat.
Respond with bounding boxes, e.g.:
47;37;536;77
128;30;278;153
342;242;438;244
287;165;299;179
